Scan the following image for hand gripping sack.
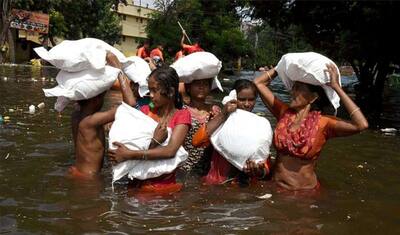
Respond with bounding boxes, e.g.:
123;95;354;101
109;103;188;182
42;66;120;112
275;52;342;110
34;38;129;72
171;51;223;91
123;56;151;97
210;109;273;170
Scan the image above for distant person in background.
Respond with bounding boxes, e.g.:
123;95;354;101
150;44;164;64
175;49;185;61
136;41;150;59
181;32;204;54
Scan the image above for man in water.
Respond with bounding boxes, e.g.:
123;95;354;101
69;52;136;179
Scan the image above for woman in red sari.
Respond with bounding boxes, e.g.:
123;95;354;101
254;64;368;191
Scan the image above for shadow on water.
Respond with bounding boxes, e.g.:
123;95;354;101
0;65;399;234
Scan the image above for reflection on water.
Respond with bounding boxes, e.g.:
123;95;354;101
0;65;399;234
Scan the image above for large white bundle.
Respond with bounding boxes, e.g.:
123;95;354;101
42;66;120;111
171;51;223;91
34;38;129;72
210;109;273;170
109;103;188;182
275;52;341;109
123;56;151;97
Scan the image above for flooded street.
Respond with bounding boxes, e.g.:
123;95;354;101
0;65;399;234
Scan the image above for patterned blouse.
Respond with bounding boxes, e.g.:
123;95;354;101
180;104;221;175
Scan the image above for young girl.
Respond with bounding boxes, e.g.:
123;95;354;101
193;79;271;184
108;66;191;193
179;78;222;176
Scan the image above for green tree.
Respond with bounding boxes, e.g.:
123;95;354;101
244;0;399;122
147;0;251;65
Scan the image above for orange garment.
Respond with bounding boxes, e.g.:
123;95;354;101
182;43;204;54
272;98;338;160
136;46;149;59
150;48;164;61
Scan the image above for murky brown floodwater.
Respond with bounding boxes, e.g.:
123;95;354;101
0;65;399;234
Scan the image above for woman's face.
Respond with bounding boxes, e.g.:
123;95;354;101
148;75;171;108
187;79;211;101
289;82;317;110
237;88;256;112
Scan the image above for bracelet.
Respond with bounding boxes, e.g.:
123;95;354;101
152;137;162;145
265;71;272;81
349;107;360;118
141;150;147;160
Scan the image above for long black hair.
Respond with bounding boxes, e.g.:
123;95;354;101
233;79;258;97
306;84;336;116
149;66;183;109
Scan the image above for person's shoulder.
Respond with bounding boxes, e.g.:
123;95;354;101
175;108;191;117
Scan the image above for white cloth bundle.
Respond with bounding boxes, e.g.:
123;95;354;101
43;66;120;112
221;90;237;105
275;52;342;109
109;103;188;182
171;51;223;91
123;56;151;97
34;38;129;72
210;109;273;170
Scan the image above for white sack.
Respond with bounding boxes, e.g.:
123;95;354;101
123;56;151;97
109;102;188;182
275;52;341;109
42;65;120;112
171;51;223;91
34;38;129;72
210;109;273;170
221;90;237;105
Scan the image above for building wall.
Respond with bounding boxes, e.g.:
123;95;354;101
114;3;156;56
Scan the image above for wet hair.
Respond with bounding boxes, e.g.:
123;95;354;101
149;66;183;109
306;84;336;116
232;79;258;97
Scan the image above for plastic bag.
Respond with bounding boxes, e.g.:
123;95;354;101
210;109;273;170
275;52;342;109
109;103;188;182
171;52;223;91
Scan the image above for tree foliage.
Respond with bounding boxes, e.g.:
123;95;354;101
244;0;400;121
147;0;251;64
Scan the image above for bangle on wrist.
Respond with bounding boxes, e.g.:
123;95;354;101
152;137;162;145
349;107;360;118
141;150;147;160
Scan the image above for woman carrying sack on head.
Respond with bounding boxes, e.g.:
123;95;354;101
253;63;368;191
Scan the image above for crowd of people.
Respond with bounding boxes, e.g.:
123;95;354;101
55;32;368;197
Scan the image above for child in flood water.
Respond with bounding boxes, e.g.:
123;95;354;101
69;52;136;179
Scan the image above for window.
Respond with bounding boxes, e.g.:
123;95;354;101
140;18;143;23
123;15;126;20
122;36;126;42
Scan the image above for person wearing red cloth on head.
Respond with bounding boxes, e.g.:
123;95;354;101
180;32;204;55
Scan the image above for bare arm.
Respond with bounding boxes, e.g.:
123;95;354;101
205;100;237;136
326;63;369;136
82;107;118;129
108;124;190;162
106;52;136;107
180;34;186;48
253;68;278;112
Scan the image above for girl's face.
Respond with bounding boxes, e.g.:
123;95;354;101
237;88;256;112
148;75;172;108
289;82;317;110
187;79;211;101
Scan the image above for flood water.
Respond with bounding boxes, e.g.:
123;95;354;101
0;64;399;234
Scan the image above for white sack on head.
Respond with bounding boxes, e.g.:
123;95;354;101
221;90;237;105
109;103;188;182
210;109;273;170
42;65;120;112
171;51;223;91
34;38;129;72
275;52;341;109
123;56;151;97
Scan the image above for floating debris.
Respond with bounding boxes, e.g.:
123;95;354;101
3;116;10;121
5;153;10;159
3;76;8;81
310;204;319;209
37;102;45;109
357;164;364;169
8;109;14;113
41;77;46;81
29;105;36;114
380;128;397;133
256;193;272;199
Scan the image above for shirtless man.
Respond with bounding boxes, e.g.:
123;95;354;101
69;52;136;178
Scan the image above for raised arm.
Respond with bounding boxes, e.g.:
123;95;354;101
106;52;136;107
253;68;278;111
180;34;186;48
108;123;190;162
205;100;237;136
326;63;369;136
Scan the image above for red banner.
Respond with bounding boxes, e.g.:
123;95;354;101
9;9;49;34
